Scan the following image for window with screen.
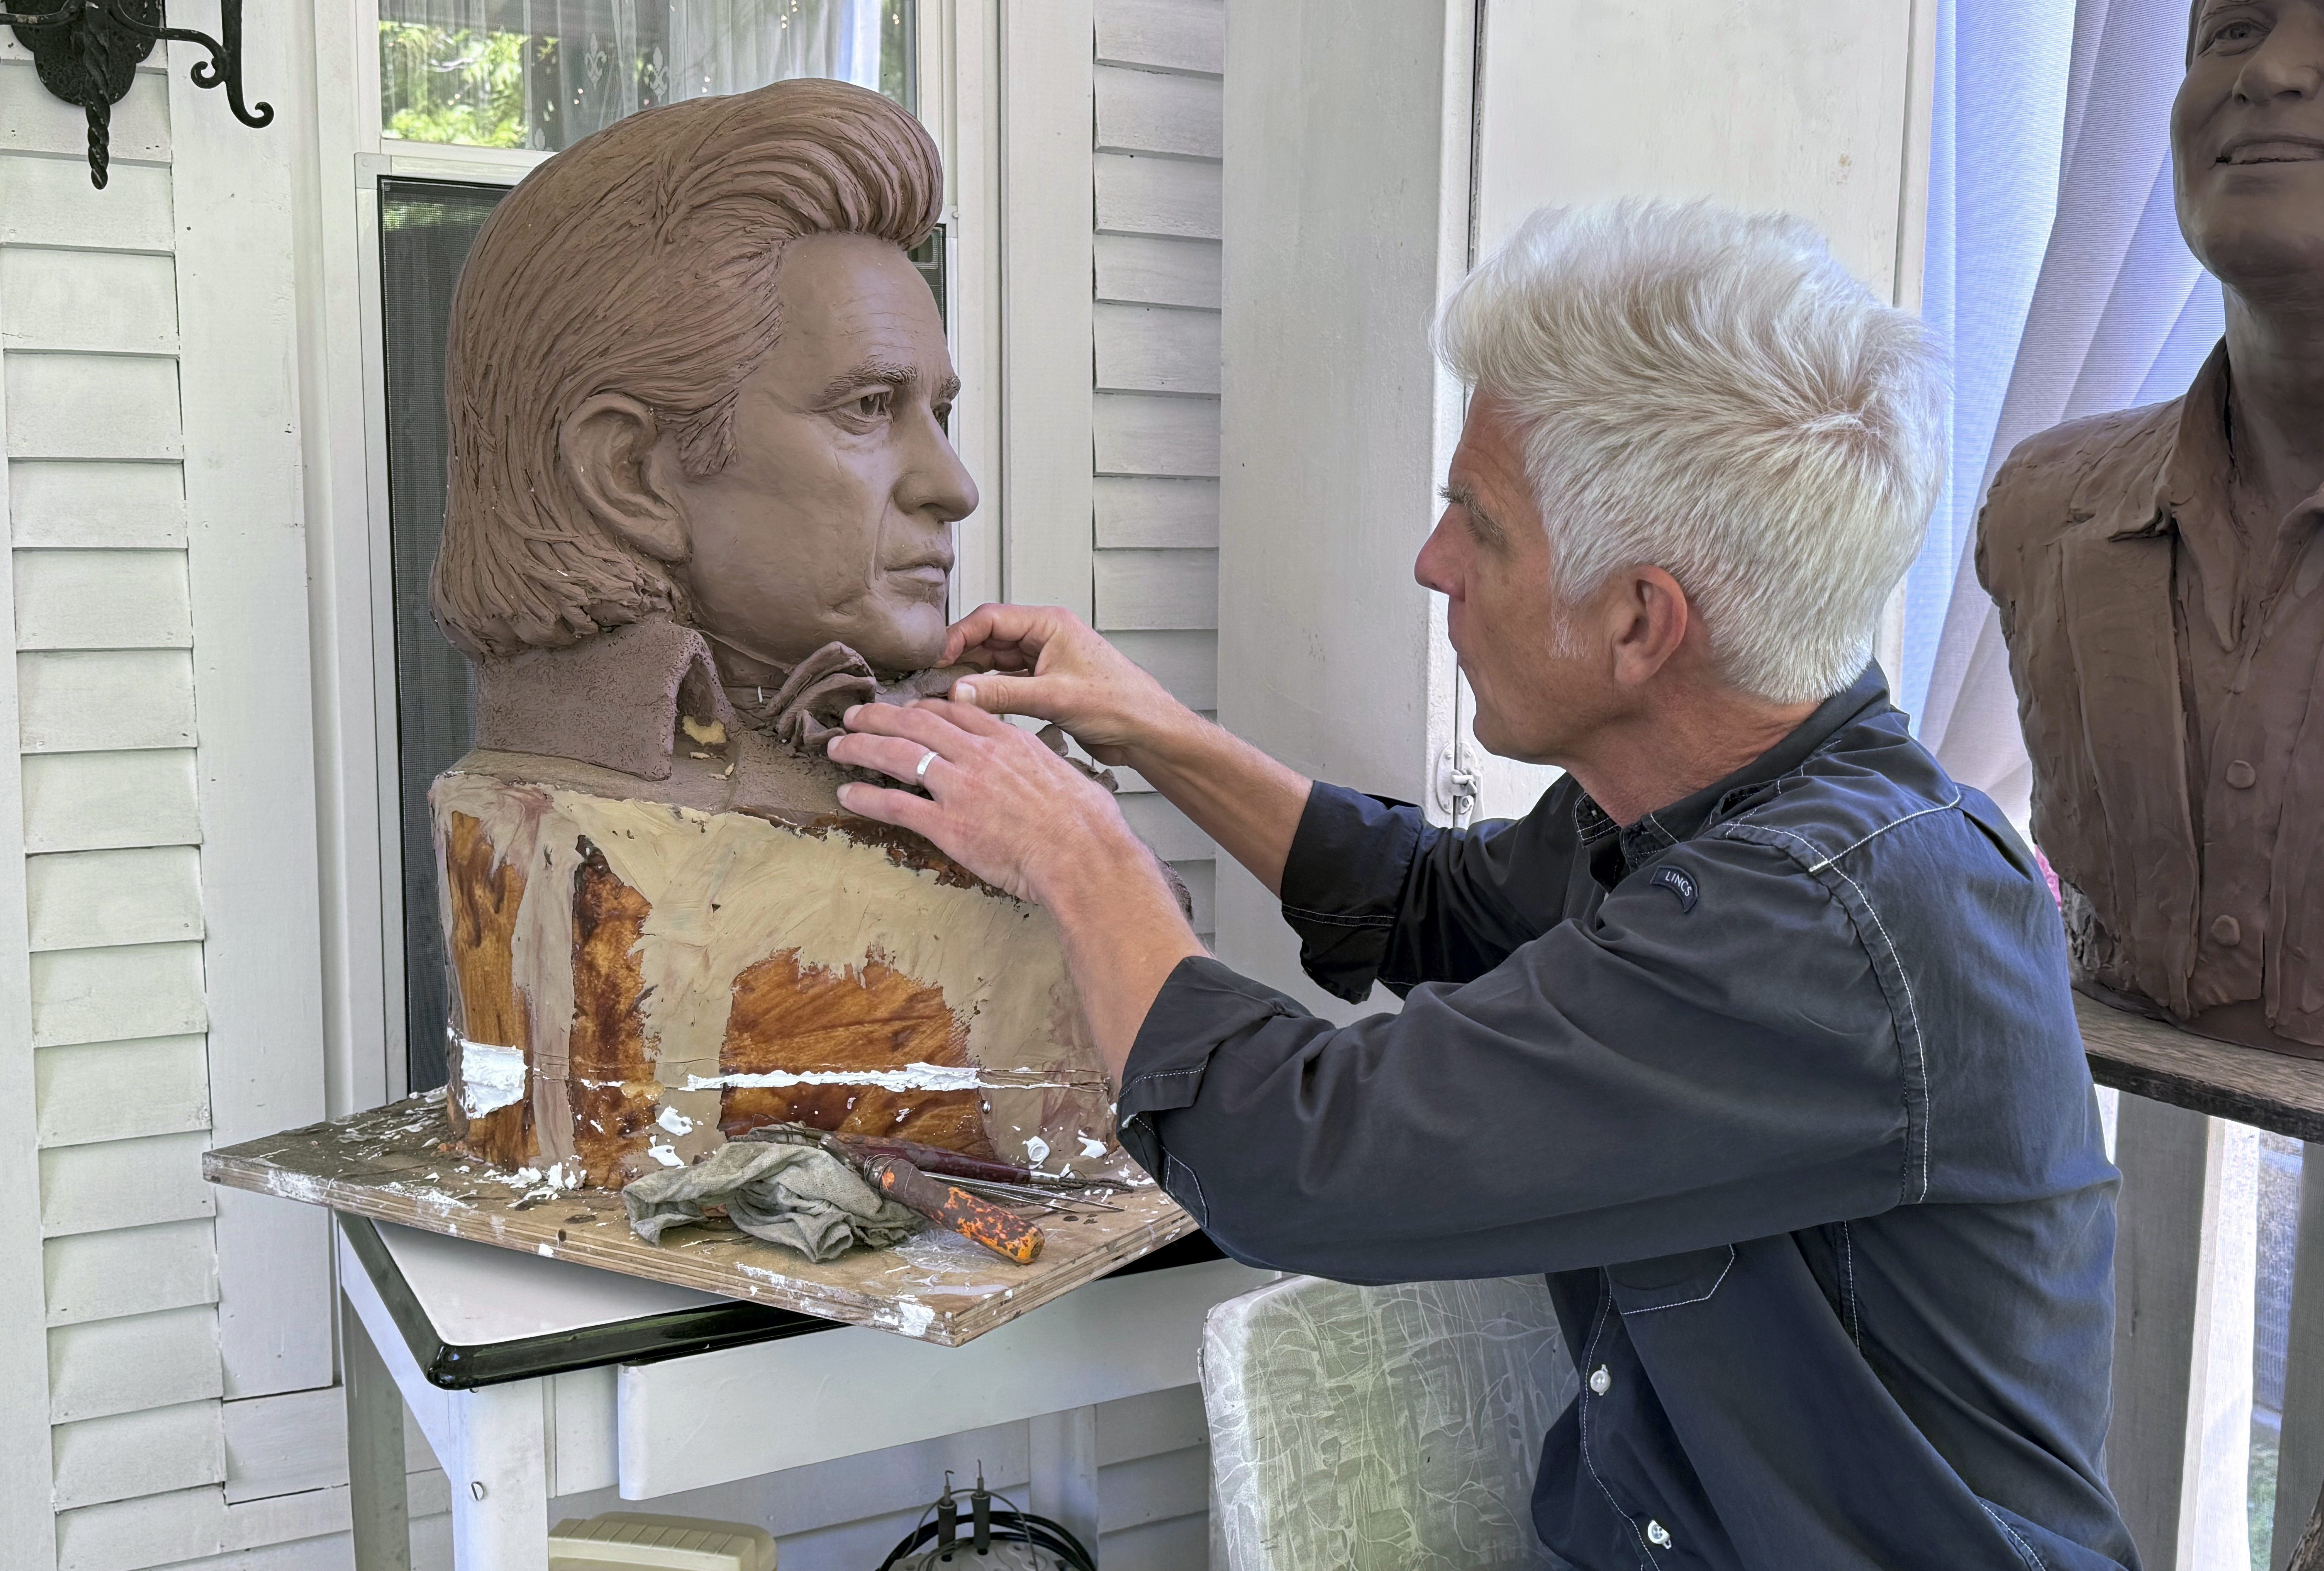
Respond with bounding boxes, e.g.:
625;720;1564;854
379;178;512;1093
381;0;916;152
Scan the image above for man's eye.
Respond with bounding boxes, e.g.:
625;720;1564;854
2206;18;2264;50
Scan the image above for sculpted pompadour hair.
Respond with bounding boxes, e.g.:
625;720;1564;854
1436;199;1944;706
432;78;943;658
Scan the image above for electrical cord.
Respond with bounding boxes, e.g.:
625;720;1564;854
874;1470;1097;1571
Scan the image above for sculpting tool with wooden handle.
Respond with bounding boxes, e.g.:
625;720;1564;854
834;1133;1114;1191
865;1155;1045;1265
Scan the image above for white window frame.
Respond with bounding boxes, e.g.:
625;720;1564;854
299;0;999;1112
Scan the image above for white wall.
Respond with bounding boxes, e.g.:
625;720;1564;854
1212;0;1937;986
1212;0;1476;1012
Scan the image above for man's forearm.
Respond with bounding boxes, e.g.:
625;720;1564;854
1040;832;1206;1079
1123;713;1313;898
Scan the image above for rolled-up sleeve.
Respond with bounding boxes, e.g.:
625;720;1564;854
1280;783;1587;1001
1118;825;1912;1284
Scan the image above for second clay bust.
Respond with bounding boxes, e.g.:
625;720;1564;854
1977;4;2324;1056
431;75;976;808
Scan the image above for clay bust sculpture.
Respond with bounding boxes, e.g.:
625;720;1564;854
423;80;1114;1187
433;75;974;792
1978;0;2324;1055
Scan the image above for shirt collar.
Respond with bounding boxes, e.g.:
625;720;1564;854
1576;663;1894;885
2151;342;2244;647
2129;341;2324;649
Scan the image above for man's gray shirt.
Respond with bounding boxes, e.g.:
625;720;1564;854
1117;668;2134;1571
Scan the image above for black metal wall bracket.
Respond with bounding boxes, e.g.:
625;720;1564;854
4;0;272;189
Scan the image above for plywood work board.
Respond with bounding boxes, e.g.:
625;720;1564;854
204;1093;1194;1347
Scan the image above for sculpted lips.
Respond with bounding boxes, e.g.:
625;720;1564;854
886;562;952;599
2218;133;2324;165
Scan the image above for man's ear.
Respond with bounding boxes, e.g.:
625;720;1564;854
559;393;692;564
1608;566;1692;687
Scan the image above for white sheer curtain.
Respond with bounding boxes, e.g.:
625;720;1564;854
667;0;886;101
1910;0;2224;826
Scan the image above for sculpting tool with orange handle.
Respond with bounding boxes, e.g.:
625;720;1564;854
864;1154;1045;1265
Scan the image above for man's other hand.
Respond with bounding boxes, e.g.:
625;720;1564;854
830;694;1202;1074
941;604;1188;768
829;696;1151;908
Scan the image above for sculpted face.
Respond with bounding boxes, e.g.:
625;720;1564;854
2173;1;2324;300
670;233;976;678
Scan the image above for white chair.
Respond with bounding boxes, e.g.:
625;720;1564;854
1201;1274;1576;1571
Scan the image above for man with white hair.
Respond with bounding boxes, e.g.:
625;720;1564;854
831;201;2133;1570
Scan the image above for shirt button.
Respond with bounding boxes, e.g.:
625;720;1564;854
1648;1519;1673;1548
2226;759;2257;789
2212;915;2243;947
1588;1365;1611;1395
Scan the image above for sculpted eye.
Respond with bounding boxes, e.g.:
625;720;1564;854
854;389;894;421
2205;18;2264;50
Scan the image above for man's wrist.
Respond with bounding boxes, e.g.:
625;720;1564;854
1034;812;1178;926
1116;702;1213;788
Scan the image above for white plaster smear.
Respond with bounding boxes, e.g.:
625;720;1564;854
680;1064;1098;1094
456;1038;527;1117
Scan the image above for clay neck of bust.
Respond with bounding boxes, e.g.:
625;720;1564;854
699;630;816;691
2223;291;2324;525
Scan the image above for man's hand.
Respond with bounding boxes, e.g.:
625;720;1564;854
829;696;1202;1076
941;604;1191;767
829;697;1136;905
940;602;1315;897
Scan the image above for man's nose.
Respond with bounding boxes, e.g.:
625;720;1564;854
897;406;980;525
1414;511;1462;596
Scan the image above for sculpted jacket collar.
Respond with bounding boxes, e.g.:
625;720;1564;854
470;615;940;781
472;617;737;781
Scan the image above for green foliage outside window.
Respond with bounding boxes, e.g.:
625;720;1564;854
381;22;528;149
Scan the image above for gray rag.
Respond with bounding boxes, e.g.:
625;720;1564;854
621;1142;923;1262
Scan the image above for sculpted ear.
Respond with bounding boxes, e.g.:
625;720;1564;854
559;393;692;564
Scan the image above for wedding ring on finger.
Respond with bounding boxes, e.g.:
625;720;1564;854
914;748;940;786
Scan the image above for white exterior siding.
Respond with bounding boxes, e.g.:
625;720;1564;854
1093;0;1223;945
2;31;338;1570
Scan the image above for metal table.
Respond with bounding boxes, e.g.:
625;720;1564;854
336;1215;1268;1569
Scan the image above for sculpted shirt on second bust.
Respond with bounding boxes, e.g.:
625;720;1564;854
1978;344;2324;1054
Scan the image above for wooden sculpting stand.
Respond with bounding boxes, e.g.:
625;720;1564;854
2076;993;2324;1569
204;1095;1195;1347
2079;992;2324;1143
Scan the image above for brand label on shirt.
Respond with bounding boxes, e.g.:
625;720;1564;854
1650;864;1699;913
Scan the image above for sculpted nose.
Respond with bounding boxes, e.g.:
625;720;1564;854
2238;20;2324;101
899;408;979;525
